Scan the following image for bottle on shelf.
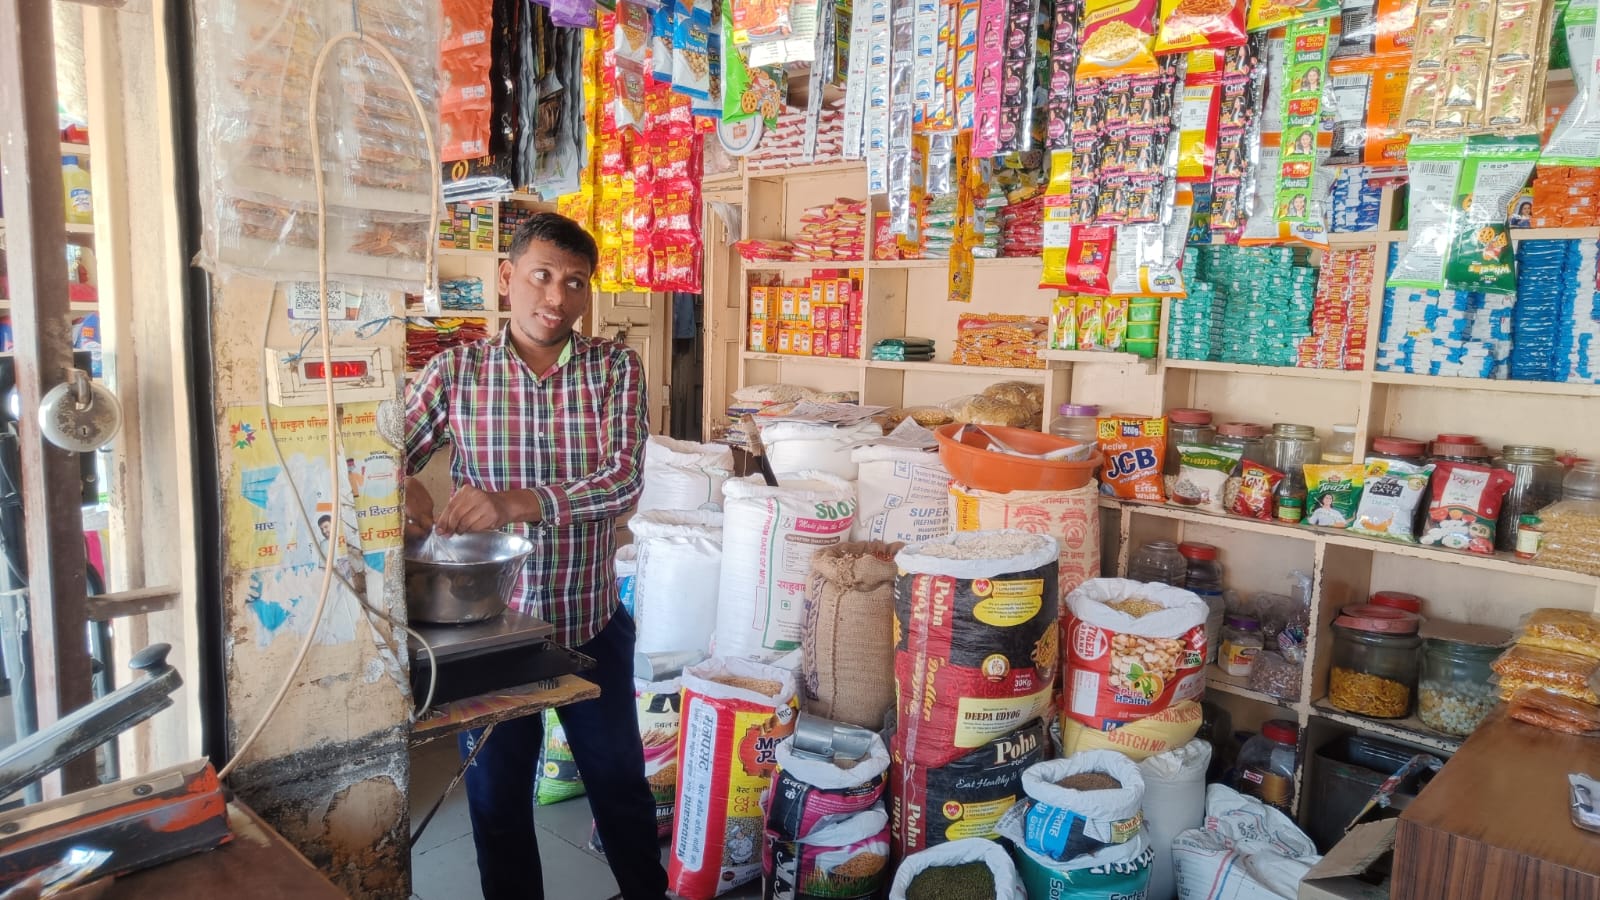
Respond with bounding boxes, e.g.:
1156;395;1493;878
1266;423;1317;524
1179;541;1226;664
1049;403;1100;446
1233;720;1299;812
1167;408;1217;476
1321;424;1357;464
62;156;92;226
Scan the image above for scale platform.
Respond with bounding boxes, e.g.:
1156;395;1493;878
408;608;594;705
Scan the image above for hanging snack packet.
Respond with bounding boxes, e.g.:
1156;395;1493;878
1442;135;1540;295
1172;444;1245;512
1349;459;1436;542
1543;0;1599;166
1303;463;1364;529
1156;0;1247;55
1246;0;1338;32
1386;139;1464;290
1232;460;1284;519
1275;18;1332;225
1177;66;1223;182
1420;462;1516;554
1078;0;1161;77
1098;415;1169;501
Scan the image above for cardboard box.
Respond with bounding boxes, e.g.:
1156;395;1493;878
824;278;840;306
810;279;827;310
826;304;846;331
748;320;776;353
812;328;829;357
797;293;813;323
780;287;799;321
811;303;831;330
777;328;795;354
828;330;846;358
845;281;863;325
1297;819;1395;900
750;286;774;321
794;330;813;355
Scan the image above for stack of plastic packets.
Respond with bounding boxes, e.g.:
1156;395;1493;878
1214;246;1317;367
1555;239;1600;383
1379;243;1514;378
1329;168;1383;233
1510;239;1570;380
1165;246;1225;361
1297;246;1373;370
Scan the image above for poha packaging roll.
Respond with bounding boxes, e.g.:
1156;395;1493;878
889;719;1047;857
1063;578;1209;729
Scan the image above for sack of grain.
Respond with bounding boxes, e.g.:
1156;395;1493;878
765;808;892;900
889;719;1047;858
802;541;900;730
719;474;857;661
1009;840;1155;900
632;510;724;656
535;709;584;805
763;734;893;900
638;436;735;513
1054;700;1204;762
761;421;885;481
615;544;638;618
1172;785;1319;900
1064;578;1209;730
670;657;799;899
887;838;1027;900
766;732;890;839
894;530;1059;769
637;678;683;838
1011;751;1146;862
851;446;951;544
1140;739;1212;900
949;481;1101;602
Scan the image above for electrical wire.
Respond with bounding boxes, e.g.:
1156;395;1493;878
218;30;441;780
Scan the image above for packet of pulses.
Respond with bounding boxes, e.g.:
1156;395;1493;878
1097;415;1168;501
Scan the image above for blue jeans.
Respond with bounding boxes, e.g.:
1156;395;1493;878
458;610;667;900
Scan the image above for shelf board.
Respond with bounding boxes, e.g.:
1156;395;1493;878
1207;666;1300;710
741;351;861;367
743;259;866;276
1043;349;1155;368
1372;370;1600;397
0;300;100;312
60;142;90;156
64;223;94;235
1161;358;1365;381
1309;700;1464;754
437;247;507;259
872;258;949;269
864;359;1056;377
1106;498;1319;543
747;159;866;179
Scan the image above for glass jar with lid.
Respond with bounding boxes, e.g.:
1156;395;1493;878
1129;540;1187;586
1266;423;1319;474
1417;621;1511;737
1232;720;1298;812
1494;445;1567;552
1166;408;1217;476
1369;435;1428;466
1216;422;1269;474
1565;460;1600;501
1368;590;1424;617
1329;605;1422;719
1430;433;1491;465
1322;424;1357;464
1049;403;1101;446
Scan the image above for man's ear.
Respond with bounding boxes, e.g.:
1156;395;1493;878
498;258;514;296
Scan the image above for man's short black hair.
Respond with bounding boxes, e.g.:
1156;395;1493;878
317;515;331;526
508;211;599;274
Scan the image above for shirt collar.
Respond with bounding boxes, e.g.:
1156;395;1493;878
491;326;590;377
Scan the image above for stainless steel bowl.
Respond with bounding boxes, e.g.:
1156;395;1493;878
404;531;535;624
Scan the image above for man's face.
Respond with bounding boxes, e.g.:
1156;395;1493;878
499;238;593;351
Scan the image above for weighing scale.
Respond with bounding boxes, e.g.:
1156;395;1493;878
407;608;594;705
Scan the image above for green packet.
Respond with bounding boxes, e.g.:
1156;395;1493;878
1543;0;1598;167
1386;139;1465;292
1171;443;1243;514
1304;464;1363;529
1443;135;1540;296
875;337;937;349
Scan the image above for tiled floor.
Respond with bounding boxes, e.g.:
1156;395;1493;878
408;740;762;900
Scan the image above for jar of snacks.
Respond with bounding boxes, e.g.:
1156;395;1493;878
1181;542;1226;664
1565;460;1600;501
1167;408;1217;476
1129;540;1187;586
1329;606;1421;720
1220;614;1263;677
1418;621;1511;737
1049;403;1101;447
1494;445;1566;553
1430;433;1491;465
1322;424;1357;464
1369;436;1428;466
1216;422;1269;473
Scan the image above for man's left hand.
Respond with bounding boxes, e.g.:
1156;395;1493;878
436;486;538;534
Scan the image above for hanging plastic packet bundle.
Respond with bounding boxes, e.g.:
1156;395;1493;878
1387;138;1465;291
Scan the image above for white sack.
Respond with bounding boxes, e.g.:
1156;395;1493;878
850;445;952;544
1173;785;1320;900
888;838;1026;900
631;510;723;656
638;436;734;513
761;421;884;480
1140;739;1213;900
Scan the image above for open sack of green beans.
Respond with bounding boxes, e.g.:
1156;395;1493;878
888;837;1025;900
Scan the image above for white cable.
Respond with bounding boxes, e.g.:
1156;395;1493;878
219;29;441;780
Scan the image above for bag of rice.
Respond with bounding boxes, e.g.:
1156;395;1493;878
1054;700;1204;761
638;678;683;838
1097;415;1168;502
1349;459;1435;542
1303;464;1364;529
1064;579;1209;730
802;542;900;730
670;658;799;899
888;838;1027;900
535;708;584;805
893;531;1060;769
890;719;1047;858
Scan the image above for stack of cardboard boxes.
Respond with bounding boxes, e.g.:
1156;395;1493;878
747;269;864;359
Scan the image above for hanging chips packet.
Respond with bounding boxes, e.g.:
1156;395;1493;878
1441;134;1540;295
1303;463;1364;529
1098;415;1169;501
1349;459;1436;542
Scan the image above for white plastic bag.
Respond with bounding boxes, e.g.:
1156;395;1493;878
631;510;723;656
638;435;734;513
1064;578;1210;729
761;420;884;480
851;445;951;544
888;838;1027;900
1173;785;1320;900
1140;739;1213;900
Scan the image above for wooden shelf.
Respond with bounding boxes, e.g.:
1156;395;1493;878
1207;665;1298;710
864;359;1056;377
1162;358;1365;381
437;247;506;259
64;222;94;235
872;258;949;269
1043;348;1154;367
60;142;90;156
746;159;865;179
1309;700;1463;754
0;300;100;312
1372;370;1600;397
742;259;866;276
741;351;860;367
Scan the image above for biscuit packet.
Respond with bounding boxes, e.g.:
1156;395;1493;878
1349;459;1435;542
1097;415;1169;501
1303;463;1364;529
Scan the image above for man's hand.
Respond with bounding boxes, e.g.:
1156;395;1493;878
404;477;436;540
435;485;541;535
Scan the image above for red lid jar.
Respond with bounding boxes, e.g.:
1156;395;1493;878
1371;436;1428;463
1170;408;1214;426
1178;541;1218;560
1261;719;1299;745
1217;422;1267;438
1432;433;1490;463
1369;590;1424;615
1337;604;1421;634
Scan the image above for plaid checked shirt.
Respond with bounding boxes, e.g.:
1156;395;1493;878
405;328;648;648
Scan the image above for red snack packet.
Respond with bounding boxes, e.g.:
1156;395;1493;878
1419;462;1516;555
1231;459;1284;520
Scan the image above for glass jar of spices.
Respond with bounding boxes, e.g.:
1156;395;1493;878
1417;621;1511;737
1233;720;1299;812
1494;445;1566;552
1129;540;1188;586
1050;403;1101;447
1564;460;1600;501
1167;408;1217;476
1322;424;1357;464
1267;424;1317;523
1220;614;1263;676
1329;606;1421;720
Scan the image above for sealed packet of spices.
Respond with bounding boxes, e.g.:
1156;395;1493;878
1232;460;1284;519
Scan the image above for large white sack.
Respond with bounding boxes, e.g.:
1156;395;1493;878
851;445;951;544
631;510;723;656
615;544;638;618
1140;739;1213;900
716;473;856;661
889;837;1026;900
761;421;884;480
637;436;734;513
1173;785;1319;900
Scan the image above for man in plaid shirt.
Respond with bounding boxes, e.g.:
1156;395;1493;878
405;213;668;900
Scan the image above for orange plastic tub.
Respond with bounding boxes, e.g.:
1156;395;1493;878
935;423;1101;493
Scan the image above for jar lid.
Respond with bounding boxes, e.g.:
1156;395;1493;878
1060;403;1099;416
1369;590;1424;614
1170;407;1214;426
1337;604;1421;634
1419;620;1513;648
1372;436;1427;457
1218;422;1267;438
1432;433;1481;445
1502;444;1557;461
1178;541;1218;561
1432;440;1490;459
1144;540;1180;551
1261;719;1298;745
1573;459;1600;474
1225;614;1259;630
1274;423;1316;438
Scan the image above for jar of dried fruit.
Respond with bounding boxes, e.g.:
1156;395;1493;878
1329;606;1421;720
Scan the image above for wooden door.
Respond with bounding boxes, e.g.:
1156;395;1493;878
701;193;743;442
593;291;669;434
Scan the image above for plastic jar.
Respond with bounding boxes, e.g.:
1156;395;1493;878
1516;515;1543;559
1329;607;1421;719
1564;460;1600;501
1129;540;1188;586
1180;542;1226;664
1322;424;1357;464
1368;590;1424;617
1049;403;1101;446
1216;422;1269;475
1233;720;1299;812
1494;445;1567;553
1430;433;1491;465
1220;614;1263;677
1417;621;1511;737
1167;408;1217;476
1369;436;1429;466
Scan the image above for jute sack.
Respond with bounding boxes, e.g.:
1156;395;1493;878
802;541;901;729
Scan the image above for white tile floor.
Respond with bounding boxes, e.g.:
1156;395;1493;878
409;740;763;900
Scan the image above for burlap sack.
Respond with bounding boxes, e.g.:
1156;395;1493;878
802;541;901;729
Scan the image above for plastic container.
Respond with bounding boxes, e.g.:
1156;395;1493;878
1369;435;1428;466
1368;590;1424;616
1565;460;1600;501
1417;621;1511;737
1308;735;1433;852
1494;445;1567;553
1129;540;1187;586
1216;422;1269;474
1220;614;1263;677
1430;433;1491;465
1516;514;1543;559
1180;542;1226;664
1234;720;1298;812
1048;403;1101;447
934;423;1102;492
1329;607;1421;719
1166;408;1217;475
1322;424;1357;464
63;156;92;225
